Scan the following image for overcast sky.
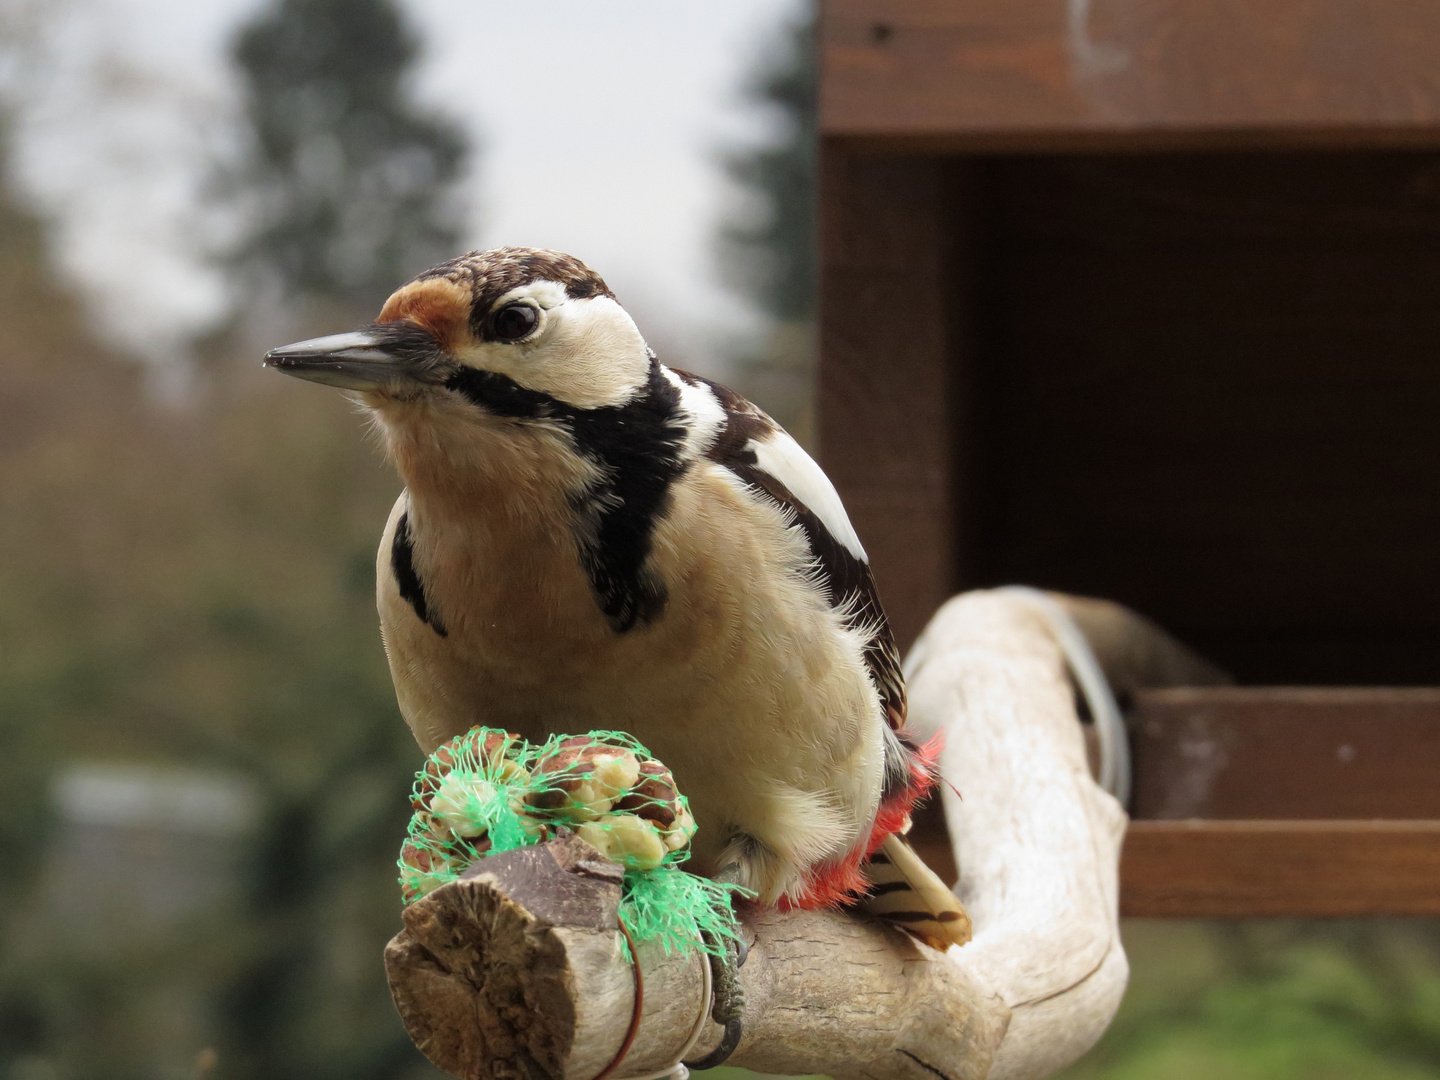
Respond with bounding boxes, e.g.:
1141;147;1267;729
6;0;803;375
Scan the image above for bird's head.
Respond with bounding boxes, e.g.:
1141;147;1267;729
264;247;650;412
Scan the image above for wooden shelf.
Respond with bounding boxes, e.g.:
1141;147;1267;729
1121;820;1440;917
910;689;1440;917
1122;688;1440;916
1130;687;1440;820
914;813;1440;918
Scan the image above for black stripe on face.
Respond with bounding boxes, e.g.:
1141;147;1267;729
392;511;447;637
443;366;556;418
443;360;688;634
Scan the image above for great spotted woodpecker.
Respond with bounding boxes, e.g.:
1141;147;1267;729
265;247;970;952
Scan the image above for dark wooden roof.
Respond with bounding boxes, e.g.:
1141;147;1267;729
822;0;1440;149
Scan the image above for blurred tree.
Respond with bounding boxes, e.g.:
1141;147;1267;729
716;2;817;441
227;0;468;315
202;4;472;1077
0;122;104;1076
719;3;816;324
0;142;436;1063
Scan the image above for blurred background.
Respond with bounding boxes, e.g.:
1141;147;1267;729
0;0;1437;1078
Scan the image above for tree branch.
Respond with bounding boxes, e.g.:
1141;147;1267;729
386;590;1186;1080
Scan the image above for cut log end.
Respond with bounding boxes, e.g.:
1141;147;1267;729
386;834;620;1080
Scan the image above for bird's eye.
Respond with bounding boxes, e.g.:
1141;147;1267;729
489;303;539;342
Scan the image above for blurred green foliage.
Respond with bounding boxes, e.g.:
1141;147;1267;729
718;4;815;327
1059;920;1440;1079
0;0;464;1073
0;151;439;1073
717;3;816;443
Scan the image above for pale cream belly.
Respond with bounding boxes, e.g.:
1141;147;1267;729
377;466;887;901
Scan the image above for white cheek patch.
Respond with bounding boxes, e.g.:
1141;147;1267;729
748;430;869;562
662;368;726;457
540;296;651;407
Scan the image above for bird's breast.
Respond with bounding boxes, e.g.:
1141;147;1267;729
381;459;870;753
379;460;886;889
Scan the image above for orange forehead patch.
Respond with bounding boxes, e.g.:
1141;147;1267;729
376;278;472;351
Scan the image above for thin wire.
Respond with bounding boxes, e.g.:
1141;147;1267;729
622;944;714;1080
997;586;1131;807
593;915;645;1080
597;925;716;1080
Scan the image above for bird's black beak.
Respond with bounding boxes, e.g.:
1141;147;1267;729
264;327;440;392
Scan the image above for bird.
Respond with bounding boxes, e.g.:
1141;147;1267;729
264;246;970;950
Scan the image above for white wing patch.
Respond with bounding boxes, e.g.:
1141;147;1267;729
662;366;727;458
748;430;868;563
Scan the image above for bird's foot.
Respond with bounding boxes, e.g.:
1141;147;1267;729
684;865;747;1071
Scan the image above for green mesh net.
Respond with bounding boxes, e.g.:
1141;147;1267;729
399;727;747;959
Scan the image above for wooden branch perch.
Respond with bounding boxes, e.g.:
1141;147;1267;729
386;590;1209;1080
386;831;1006;1080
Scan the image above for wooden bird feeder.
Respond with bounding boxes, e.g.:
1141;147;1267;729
819;0;1440;918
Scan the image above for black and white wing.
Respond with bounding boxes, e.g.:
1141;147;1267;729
668;370;907;729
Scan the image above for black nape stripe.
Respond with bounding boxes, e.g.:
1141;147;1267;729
392;511;447;637
443;359;688;634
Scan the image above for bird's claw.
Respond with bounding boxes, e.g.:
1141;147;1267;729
684;928;747;1070
684;1017;742;1072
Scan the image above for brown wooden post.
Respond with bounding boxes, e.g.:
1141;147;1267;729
817;146;971;648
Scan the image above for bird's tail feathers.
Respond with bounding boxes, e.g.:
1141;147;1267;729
861;833;972;950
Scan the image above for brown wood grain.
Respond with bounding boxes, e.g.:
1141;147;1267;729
1130;687;1440;820
822;0;1440;149
1121;819;1440;916
817;148;971;648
